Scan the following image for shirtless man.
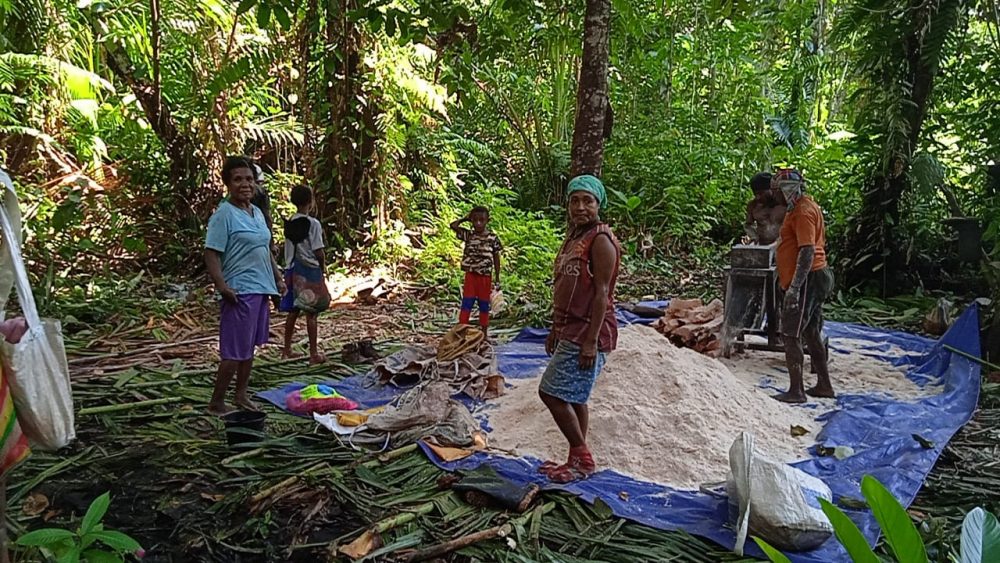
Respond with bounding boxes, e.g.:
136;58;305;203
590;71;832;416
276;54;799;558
744;172;786;245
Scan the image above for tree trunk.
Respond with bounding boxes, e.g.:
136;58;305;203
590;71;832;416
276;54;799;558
842;0;962;291
315;0;368;240
298;0;318;182
569;0;611;178
150;0;161;130
103;45;212;231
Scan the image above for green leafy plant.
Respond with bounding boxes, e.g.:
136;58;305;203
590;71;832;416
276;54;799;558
861;474;928;562
959;507;1000;563
15;491;144;563
755;475;1000;562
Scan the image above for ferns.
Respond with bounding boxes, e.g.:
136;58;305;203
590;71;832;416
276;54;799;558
204;45;279;105
832;0;962;165
0;125;57;145
0;53;113;97
241;115;304;147
919;0;964;71
0;53;58;89
443;132;497;163
834;0;970;287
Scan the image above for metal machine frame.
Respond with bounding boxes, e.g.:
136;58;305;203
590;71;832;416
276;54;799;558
722;265;783;355
721;243;828;365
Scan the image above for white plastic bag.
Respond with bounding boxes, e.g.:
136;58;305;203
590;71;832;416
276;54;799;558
922;297;953;336
0;174;75;450
490;288;506;316
0;169;20;317
727;432;832;554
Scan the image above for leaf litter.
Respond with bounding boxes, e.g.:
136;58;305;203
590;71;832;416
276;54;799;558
6;292;999;561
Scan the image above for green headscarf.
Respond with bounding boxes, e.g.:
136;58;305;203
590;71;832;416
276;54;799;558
566;174;607;210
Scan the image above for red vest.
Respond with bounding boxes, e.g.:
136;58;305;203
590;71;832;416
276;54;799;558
552;223;621;352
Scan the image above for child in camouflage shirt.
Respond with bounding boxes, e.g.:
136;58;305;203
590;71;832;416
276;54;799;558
450;206;502;334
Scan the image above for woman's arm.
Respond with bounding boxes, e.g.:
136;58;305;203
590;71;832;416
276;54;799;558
579;235;616;369
269;253;286;294
204;249;237;304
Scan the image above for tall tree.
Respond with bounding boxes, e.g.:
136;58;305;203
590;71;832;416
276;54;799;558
313;0;378;238
839;0;964;290
569;0;611;177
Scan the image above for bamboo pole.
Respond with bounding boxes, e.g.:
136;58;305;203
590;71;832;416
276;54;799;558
374;501;436;533
221;447;265;466
77;397;183;415
358;443;419;468
250;462;327;505
403;523;513;562
400;503;548;562
944;345;1000;373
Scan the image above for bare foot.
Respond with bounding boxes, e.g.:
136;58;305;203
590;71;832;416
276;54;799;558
774;391;808;404
309;353;328;365
806;385;836;399
234;396;261;411
281;349;304;360
207;403;235;416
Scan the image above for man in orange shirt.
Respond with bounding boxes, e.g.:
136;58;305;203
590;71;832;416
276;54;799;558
772;169;835;403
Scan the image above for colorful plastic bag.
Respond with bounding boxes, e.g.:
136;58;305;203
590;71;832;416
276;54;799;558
0;351;30;475
286;261;331;314
286;384;358;415
0;173;75;450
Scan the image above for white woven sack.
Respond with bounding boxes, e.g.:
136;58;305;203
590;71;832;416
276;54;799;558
0;171;75;450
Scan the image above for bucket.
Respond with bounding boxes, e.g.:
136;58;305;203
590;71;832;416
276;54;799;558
222;411;267;447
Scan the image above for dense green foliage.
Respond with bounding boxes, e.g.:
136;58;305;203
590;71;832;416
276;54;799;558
2;0;1000;316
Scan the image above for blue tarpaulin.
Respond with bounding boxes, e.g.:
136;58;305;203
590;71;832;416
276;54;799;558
258;304;982;561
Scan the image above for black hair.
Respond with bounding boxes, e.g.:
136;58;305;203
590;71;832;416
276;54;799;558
750;172;773;193
222;156;254;185
470;206;489;218
290;184;313;207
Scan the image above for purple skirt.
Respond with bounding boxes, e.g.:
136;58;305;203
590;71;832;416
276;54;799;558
219;294;270;361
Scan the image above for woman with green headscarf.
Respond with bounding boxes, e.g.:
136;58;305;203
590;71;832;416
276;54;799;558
536;174;622;483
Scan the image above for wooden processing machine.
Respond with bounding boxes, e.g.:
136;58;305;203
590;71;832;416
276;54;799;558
720;243;781;357
720;243;828;366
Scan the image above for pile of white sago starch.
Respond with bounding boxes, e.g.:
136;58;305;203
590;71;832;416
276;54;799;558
486;324;926;489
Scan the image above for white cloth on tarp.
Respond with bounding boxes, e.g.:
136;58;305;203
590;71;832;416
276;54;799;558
313;412;368;435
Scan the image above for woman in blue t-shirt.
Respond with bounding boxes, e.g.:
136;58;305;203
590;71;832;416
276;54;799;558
204;156;285;415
